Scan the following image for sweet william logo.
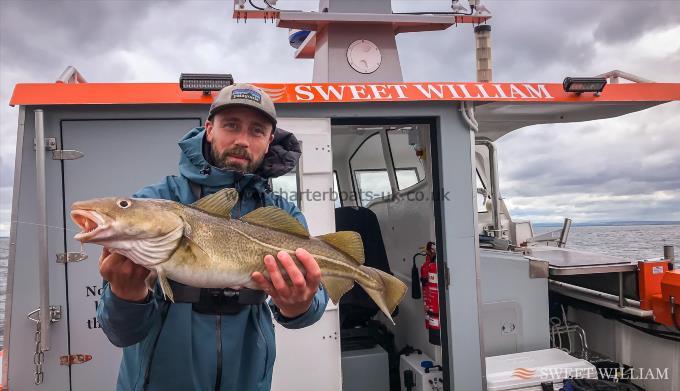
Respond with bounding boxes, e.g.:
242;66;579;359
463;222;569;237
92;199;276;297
231;88;262;103
512;368;536;380
260;86;287;102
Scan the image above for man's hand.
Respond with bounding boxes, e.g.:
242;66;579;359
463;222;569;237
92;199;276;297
251;248;322;319
99;248;150;302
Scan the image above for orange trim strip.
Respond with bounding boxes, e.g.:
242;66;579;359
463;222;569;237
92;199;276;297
10;82;680;106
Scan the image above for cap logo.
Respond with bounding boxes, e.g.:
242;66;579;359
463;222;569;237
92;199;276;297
231;88;262;104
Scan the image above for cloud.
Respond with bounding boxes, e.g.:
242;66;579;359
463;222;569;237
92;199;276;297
499;103;680;191
593;1;680;44
497;102;680;221
504;189;680;223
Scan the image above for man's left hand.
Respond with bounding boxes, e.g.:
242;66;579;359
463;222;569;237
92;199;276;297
251;248;322;319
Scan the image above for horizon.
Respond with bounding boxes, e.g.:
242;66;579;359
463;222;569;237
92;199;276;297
531;220;680;227
1;220;680;238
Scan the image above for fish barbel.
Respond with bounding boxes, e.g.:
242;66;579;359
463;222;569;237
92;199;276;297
70;188;407;322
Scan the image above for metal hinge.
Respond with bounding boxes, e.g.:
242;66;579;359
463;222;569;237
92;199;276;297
56;252;88;264
60;354;93;366
33;137;84;160
34;137;57;151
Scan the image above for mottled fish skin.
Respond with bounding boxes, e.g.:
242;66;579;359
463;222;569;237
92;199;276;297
70;189;407;322
170;206;375;290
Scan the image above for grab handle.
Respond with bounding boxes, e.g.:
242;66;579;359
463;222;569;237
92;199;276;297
34;109;51;351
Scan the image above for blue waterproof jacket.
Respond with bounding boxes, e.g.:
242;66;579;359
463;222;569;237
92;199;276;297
97;127;329;391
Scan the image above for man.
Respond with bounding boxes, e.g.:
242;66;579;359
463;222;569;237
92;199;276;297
97;83;329;391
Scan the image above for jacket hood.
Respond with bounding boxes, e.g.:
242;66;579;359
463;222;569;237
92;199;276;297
177;127;301;189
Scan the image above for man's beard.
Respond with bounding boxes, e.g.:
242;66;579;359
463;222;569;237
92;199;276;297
210;144;264;174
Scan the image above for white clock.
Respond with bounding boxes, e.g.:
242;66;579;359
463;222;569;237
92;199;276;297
346;39;382;74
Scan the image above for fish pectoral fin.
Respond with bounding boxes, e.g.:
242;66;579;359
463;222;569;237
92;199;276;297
190;188;238;218
321;275;355;305
170;236;211;263
241;207;310;238
157;269;174;302
317;231;365;265
156;237;210;303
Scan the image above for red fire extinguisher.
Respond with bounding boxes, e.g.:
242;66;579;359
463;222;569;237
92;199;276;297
420;242;441;345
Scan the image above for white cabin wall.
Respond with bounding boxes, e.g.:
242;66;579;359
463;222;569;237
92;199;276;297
383;186;439;359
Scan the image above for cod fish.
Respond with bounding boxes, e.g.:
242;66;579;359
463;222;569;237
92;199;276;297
70;188;407;322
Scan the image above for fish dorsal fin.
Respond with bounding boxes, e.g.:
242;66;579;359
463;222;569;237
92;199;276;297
241;207;310;238
191;188;239;218
317;231;365;265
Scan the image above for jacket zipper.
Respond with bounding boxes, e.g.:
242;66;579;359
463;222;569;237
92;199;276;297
214;315;222;391
143;301;171;389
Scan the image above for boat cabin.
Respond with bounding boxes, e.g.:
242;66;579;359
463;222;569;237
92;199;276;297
4;1;680;390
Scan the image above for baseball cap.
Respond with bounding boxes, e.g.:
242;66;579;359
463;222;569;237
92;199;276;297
208;83;277;128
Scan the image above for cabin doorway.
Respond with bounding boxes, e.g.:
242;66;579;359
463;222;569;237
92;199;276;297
331;118;447;391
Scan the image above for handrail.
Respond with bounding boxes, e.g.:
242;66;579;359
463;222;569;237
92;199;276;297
595;69;653;84
558;218;572;248
34;109;50;350
56;66;87;84
475;137;501;238
549;280;652;318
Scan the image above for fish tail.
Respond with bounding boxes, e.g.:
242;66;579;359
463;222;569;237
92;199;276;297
357;266;407;325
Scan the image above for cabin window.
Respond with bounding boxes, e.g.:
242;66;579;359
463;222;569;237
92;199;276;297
349;132;392;206
387;127;425;190
354;169;392;206
271;163;301;208
395;168;419;189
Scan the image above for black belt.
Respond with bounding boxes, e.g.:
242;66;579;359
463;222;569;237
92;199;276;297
168;280;268;315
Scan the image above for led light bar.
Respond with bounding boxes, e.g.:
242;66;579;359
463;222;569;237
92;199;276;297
179;73;234;92
563;77;607;95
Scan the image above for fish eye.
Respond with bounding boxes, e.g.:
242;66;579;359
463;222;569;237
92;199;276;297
118;200;131;209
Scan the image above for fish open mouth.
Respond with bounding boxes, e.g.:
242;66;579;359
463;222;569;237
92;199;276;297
71;210;109;242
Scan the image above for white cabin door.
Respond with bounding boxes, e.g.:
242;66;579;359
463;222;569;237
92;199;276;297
269;118;342;391
61;118;201;390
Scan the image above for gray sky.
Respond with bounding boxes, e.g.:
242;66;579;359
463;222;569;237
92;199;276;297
1;0;679;235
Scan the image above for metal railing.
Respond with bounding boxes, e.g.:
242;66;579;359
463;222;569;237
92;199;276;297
595;70;653;84
56;66;87;84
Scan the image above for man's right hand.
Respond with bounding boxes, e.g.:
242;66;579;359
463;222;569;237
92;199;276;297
99;248;150;302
